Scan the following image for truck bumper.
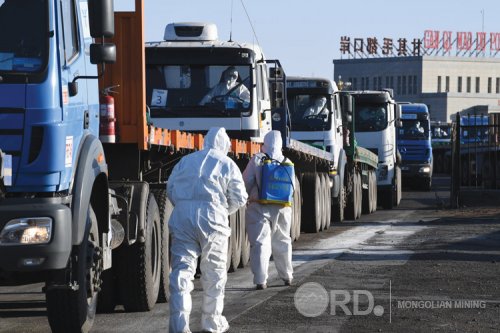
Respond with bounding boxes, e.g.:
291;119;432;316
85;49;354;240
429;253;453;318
0;198;72;272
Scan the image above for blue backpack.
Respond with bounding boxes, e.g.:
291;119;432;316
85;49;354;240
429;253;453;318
258;154;295;206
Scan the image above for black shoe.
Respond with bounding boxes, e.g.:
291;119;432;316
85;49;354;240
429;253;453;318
256;283;267;290
284;279;293;286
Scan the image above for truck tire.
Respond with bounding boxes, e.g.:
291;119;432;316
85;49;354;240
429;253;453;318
117;193;161;311
394;166;402;206
301;172;321;233
226;213;235;271
332;182;345;223
293;175;302;241
356;172;363;219
151;188;172;304
239;206;250;268
346;171;358;220
370;171;378;213
46;206;101;333
230;211;242;271
362;171;371;215
319;174;326;231
322;173;331;230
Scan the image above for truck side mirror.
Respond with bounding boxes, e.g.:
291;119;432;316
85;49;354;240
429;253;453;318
90;43;116;64
88;0;115;38
340;94;353;115
270;82;284;109
269;67;284;79
394;104;403;127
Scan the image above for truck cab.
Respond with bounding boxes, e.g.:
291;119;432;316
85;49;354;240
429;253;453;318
286;77;344;174
397;103;433;190
0;0;117;331
348;90;402;209
145;22;275;141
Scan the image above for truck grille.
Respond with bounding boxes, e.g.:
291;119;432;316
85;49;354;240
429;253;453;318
0;108;25;185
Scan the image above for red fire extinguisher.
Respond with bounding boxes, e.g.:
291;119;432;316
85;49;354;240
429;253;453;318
99;85;119;143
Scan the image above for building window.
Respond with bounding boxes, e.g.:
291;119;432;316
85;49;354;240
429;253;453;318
390;76;394;89
476;77;480;93
413;76;418;94
378;77;382;90
385;76;389;88
373;77;377;90
397;76;401;95
488;77;492;93
437;76;442;93
466;76;471;93
445;76;450;92
496;78;500;94
402;76;407;95
353;78;357;90
361;77;365;91
458;77;462;93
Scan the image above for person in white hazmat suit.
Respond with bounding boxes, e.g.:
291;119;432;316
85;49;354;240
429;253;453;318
303;96;329;119
242;130;294;290
199;66;250;106
167;127;248;333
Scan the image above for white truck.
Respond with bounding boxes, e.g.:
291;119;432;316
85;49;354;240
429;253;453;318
286;78;378;222
145;23;377;243
346;90;402;209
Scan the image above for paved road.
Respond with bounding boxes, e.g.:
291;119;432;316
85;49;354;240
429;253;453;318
1;176;499;332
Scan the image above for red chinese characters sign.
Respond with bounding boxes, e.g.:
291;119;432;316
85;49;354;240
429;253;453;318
340;30;500;58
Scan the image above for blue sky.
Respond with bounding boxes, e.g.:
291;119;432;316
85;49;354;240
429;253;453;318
117;0;499;79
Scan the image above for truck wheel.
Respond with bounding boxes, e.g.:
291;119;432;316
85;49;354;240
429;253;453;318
371;171;378;213
239;206;250;268
301;172;321;233
362;171;371;215
226;213;235;272
46;206;101;333
346;172;358;220
394;166;402;206
151;188;172;303
293;175;302;241
332;180;345;223
230;211;242;271
356;172;363;219
118;193;161;311
319;174;326;231
322;173;331;230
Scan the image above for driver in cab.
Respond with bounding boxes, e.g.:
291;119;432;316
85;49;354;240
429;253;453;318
302;96;329;120
199;66;250;107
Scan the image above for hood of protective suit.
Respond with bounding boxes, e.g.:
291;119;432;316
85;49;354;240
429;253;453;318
261;130;284;160
204;127;231;155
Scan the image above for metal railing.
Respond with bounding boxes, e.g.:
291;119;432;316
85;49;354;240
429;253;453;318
451;112;500;207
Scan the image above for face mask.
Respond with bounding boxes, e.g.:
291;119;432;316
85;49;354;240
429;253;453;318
225;72;238;88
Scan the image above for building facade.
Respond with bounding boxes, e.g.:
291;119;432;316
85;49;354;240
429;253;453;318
333;56;500;122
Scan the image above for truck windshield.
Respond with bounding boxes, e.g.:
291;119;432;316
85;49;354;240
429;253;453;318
146;64;252;117
287;94;331;131
0;0;48;74
398;119;430;140
354;103;388;132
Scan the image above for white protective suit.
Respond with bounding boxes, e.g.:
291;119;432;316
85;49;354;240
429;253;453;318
167;127;248;333
242;130;295;286
303;96;329;119
200;67;250;106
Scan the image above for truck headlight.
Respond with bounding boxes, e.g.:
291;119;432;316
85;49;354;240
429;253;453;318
419;166;431;173
0;218;52;245
378;165;388;181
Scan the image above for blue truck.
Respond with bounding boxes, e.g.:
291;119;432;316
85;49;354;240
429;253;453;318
397;103;433;190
